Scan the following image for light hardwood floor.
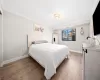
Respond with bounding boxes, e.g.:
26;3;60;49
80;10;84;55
0;52;83;80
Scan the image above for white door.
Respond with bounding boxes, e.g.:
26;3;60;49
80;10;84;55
0;12;2;67
53;34;58;44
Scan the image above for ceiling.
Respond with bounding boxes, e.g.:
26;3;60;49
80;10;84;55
2;0;98;29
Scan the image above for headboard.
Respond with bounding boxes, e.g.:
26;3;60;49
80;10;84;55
27;35;48;48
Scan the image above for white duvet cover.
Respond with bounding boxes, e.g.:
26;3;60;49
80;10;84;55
29;43;69;79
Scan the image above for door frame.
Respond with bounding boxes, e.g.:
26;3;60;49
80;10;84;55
0;9;3;67
52;33;59;44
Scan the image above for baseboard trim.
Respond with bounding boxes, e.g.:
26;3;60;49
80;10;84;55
1;55;29;67
70;50;82;54
1;50;82;67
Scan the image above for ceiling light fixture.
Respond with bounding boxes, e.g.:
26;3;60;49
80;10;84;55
54;13;61;19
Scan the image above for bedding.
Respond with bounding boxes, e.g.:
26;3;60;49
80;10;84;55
29;43;69;79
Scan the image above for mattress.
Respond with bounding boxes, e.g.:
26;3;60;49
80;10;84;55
29;43;69;79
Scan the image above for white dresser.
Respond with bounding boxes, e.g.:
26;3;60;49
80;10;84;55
83;45;100;80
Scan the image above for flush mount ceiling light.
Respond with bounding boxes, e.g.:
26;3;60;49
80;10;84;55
53;13;61;19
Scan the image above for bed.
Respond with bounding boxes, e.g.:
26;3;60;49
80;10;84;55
27;36;69;79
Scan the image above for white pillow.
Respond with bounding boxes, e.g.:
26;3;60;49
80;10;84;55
32;40;48;44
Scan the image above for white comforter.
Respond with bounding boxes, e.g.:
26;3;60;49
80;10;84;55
29;43;69;79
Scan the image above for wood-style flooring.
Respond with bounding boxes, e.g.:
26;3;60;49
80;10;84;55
0;52;83;80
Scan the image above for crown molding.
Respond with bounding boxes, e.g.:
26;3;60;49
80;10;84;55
3;8;33;22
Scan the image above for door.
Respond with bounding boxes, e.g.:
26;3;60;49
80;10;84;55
53;34;58;44
0;11;2;67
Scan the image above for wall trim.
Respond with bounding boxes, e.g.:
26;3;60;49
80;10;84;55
70;50;82;54
1;55;29;67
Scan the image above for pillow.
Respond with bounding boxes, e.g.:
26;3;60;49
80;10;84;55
32;40;48;44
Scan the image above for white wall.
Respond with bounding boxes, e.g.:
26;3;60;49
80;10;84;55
0;0;3;11
54;24;89;52
0;0;1;10
3;10;52;61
